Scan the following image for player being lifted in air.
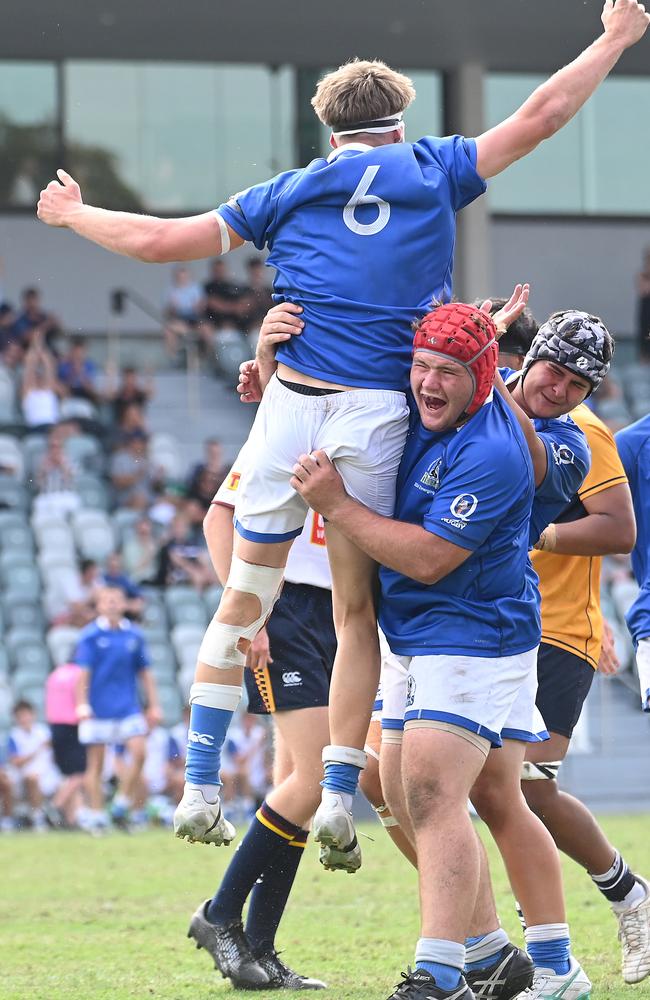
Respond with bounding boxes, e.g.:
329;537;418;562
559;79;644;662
37;1;650;860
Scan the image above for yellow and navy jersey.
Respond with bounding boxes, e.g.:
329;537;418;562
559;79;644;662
531;404;628;669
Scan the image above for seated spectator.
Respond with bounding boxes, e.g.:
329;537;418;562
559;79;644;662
122;517;161;585
110;431;164;510
57;336;99;403
240;257;274;351
49;558;101;628
201;258;245;347
99;551;144;619
33;424;80;518
185;438;227;511
12;286;61;352
21;330;63;429
108;401;148;451
45;662;86;828
8;700;61;831
163;265;204;359
108;366;154;424
0;302;22;370
155;511;215;590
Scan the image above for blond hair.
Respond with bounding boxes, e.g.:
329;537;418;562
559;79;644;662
311;59;415;131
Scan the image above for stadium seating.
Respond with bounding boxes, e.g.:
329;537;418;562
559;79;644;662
46;626;81;666
72;509;116;561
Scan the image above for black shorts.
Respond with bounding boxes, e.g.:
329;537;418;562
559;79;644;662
245;582;336;715
535;642;595;739
50;724;87;775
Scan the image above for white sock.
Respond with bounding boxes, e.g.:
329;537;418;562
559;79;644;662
187;782;221;804
322;788;353;813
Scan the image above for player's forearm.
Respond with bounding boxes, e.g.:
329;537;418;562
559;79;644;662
518;33;625;139
59;204;174;262
327;497;452;585
496;371;547;485
141;671;160;711
552;513;636;556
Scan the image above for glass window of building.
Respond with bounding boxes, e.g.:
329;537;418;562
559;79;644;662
486;73;650;216
63;62;296;213
0;62;58;209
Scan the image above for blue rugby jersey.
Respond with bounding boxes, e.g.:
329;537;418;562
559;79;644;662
378;392;539;657
74;617;150;720
500;369;591;546
616;415;650;643
217;136;486;391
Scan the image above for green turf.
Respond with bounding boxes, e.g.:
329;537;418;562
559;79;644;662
3;816;650;999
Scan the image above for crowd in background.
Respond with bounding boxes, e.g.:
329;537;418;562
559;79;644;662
0;249;647;835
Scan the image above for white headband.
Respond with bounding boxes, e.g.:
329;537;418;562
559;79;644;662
332;112;404;136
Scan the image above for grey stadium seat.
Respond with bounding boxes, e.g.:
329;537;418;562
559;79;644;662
147;642;178;682
157;683;183;727
46;625;81;666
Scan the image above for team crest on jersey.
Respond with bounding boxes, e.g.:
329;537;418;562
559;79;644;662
406;674;416;708
551;443;575;466
227;471;241;491
416;457;442;495
310;512;326;546
449;493;478;520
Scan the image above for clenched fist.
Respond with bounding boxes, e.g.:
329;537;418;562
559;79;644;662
37;169;83;228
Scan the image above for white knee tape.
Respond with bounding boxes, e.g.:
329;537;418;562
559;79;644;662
322;744;367;769
198;556;284;669
373;803;399;828
189;682;241;712
521;761;561;781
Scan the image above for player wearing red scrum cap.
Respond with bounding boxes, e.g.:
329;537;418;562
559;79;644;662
291;300;577;1000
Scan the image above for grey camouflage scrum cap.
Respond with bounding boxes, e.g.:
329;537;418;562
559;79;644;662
522;309;613;392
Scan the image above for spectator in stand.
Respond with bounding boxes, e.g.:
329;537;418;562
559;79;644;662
45;661;87;828
201;258;245;346
122;517;161;585
8;700;61;831
222;713;271;814
108;366;154;423
0;302;22;370
143;725;185;808
75;586;161;830
12;286;61;352
637;246;650;362
185;438;228;511
110;431;163;510
33;423;80;517
100;551;145;619
57;335;100;403
108;401;149;452
155;511;214;590
163;265;204;359
240;257;274;352
21;330;63;429
49;558;101;628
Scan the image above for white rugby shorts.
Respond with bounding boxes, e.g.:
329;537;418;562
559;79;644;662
78;712;148;746
637;637;650;711
234;374;409;542
380;646;547;747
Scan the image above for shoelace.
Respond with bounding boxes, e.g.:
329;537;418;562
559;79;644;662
390;967;425;999
518;972;550;999
619;909;644;951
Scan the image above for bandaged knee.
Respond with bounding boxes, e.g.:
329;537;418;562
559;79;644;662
521;761;561;781
198;556;284;669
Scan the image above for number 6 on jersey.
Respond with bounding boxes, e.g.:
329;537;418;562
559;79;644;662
343;165;390;236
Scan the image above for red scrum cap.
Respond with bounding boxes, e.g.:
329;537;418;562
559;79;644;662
412;302;498;416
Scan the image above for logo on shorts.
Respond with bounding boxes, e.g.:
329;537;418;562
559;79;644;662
449;493;478;520
418;457;442;494
551;442;575;466
227;471;241;491
406;674;416;708
188;731;215;746
282;671;302;687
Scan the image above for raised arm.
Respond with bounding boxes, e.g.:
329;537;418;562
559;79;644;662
476;0;650;179
37;170;244;263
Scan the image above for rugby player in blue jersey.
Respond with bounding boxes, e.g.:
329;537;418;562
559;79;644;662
36;1;650;856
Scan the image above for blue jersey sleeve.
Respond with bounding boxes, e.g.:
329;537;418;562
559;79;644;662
217;169;299;250
136;634;150;672
423;436;519;551
535;418;591;506
7;736;17;757
73;633;96;670
415;135;487;212
615;428;637;490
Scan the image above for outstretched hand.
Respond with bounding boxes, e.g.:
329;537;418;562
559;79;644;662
481;283;530;340
601;0;650;49
37;169;84;227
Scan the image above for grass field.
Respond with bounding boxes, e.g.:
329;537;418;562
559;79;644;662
4;815;650;999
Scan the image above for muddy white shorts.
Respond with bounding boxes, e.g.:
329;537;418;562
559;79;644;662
381;646;547;748
234;374;409;543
